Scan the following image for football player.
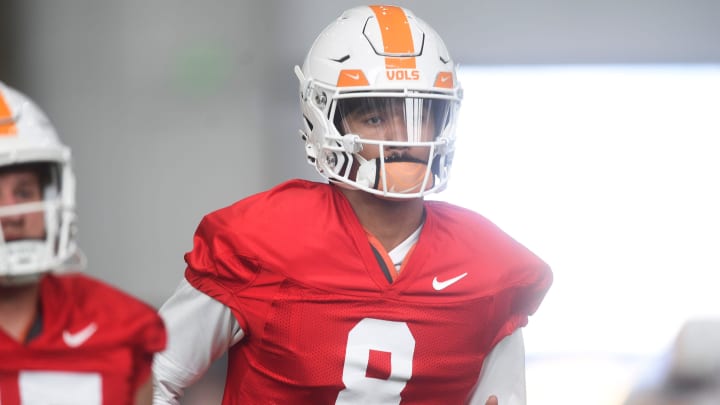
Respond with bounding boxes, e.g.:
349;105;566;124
0;81;166;404
153;5;552;404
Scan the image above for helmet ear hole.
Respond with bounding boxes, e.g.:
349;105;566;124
325;151;338;168
313;91;328;109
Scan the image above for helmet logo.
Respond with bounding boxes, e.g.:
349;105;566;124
386;70;420;81
433;72;454;89
337;70;370;87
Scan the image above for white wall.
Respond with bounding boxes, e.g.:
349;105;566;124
6;0;720;306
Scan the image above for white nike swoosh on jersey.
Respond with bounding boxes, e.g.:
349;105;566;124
432;272;468;290
345;72;360;80
63;322;98;348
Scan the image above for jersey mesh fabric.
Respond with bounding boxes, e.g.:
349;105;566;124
184;179;552;404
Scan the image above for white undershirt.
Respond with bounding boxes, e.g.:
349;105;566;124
388;223;423;271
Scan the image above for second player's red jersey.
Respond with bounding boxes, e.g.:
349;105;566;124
0;273;166;405
185;179;552;404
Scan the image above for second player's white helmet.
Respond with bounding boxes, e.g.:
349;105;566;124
296;5;463;199
0;81;82;285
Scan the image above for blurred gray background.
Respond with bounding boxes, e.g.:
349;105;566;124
2;0;719;308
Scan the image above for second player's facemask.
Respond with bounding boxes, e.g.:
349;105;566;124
325;96;456;199
0;161;81;286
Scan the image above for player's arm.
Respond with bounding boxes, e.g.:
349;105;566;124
152;278;244;405
468;329;527;405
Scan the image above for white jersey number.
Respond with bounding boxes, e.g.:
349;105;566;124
19;370;102;404
336;318;416;404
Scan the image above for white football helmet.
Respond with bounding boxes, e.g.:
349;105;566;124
295;5;463;199
0;81;82;285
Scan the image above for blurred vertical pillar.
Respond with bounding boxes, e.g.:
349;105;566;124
0;1;22;86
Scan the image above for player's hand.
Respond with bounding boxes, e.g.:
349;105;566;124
485;395;498;405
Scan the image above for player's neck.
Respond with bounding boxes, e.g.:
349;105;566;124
0;283;40;342
340;188;425;251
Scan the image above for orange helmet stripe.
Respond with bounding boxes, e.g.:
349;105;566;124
369;5;417;69
0;90;17;135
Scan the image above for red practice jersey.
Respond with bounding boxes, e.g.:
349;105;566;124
186;179;552;404
0;273;166;404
